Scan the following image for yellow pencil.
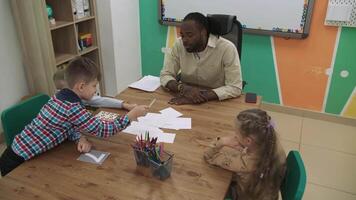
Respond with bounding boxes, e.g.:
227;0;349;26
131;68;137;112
148;98;156;108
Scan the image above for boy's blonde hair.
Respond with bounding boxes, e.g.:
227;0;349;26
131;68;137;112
64;57;101;88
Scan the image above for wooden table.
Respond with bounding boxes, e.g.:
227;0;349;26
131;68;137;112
0;88;261;200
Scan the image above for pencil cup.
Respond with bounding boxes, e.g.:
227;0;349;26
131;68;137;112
133;149;150;167
148;151;173;180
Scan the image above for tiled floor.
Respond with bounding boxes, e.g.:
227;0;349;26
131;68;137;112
0;110;355;198
267;110;356;200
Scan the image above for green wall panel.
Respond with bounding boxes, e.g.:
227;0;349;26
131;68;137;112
241;34;280;104
139;0;168;76
325;27;356;114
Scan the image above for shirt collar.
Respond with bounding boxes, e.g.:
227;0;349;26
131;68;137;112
207;34;218;48
55;88;82;104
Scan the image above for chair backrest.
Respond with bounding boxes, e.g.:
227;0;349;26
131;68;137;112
280;151;307;200
207;14;246;89
207;14;243;59
1;93;50;146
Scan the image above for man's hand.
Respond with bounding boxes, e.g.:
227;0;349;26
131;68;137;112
168;96;193;105
181;85;207;104
77;137;92;153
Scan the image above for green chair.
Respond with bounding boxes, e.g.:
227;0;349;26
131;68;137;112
1;93;50;146
281;151;307;200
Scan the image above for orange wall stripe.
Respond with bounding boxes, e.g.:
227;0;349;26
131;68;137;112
273;0;338;111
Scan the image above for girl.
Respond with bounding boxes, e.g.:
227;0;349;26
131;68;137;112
204;109;286;200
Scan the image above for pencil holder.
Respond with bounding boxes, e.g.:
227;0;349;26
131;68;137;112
133;149;150;167
148;151;174;180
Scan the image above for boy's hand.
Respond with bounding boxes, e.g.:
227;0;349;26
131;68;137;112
77;137;92;153
127;105;148;121
122;102;137;111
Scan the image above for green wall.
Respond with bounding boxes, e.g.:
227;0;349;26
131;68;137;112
325;27;356;114
139;1;356;116
241;34;280;104
139;0;167;76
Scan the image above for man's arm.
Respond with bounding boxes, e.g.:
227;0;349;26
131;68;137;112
166;80;180;93
212;44;243;100
160;41;181;88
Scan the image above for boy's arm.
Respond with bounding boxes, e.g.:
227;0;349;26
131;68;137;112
68;104;130;138
84;95;123;109
67;128;81;142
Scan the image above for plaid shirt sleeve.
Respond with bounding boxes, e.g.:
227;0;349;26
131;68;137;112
67;128;81;142
68;103;130;138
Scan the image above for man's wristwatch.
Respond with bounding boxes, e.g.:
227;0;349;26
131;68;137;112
178;83;184;96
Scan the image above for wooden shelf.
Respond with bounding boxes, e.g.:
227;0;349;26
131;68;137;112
12;0;103;95
55;53;77;66
50;21;74;30
75;16;95;23
82;49;99;65
76;18;98;46
80;46;98;55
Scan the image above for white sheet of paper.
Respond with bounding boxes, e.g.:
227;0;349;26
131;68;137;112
159;107;183;118
137;112;191;130
326;4;353;22
123;121;163;136
129;75;160;92
160;118;192;130
137;113;169;127
156;133;176;143
123;121;176;143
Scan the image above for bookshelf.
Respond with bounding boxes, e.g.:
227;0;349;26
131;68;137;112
11;0;104;95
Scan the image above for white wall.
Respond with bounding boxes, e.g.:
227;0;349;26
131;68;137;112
0;0;29;131
96;0;141;96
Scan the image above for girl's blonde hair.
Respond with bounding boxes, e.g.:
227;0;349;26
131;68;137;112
236;109;285;199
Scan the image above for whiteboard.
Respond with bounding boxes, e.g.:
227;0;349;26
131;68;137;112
324;0;356;27
159;0;315;39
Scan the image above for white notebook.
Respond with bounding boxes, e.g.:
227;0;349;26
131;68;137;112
129;75;161;92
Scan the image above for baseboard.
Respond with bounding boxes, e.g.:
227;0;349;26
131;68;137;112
262;103;356;127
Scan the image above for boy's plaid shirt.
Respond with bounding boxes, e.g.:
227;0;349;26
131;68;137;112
12;89;130;160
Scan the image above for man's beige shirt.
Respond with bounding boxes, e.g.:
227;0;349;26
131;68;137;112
160;34;242;100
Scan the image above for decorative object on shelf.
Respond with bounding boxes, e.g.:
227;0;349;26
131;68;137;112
46;4;56;25
72;0;90;19
78;33;93;50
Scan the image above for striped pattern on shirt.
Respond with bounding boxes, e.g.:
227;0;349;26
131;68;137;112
12;89;130;160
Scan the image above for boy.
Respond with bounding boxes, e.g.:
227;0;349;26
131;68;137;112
53;68;136;110
0;57;148;176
